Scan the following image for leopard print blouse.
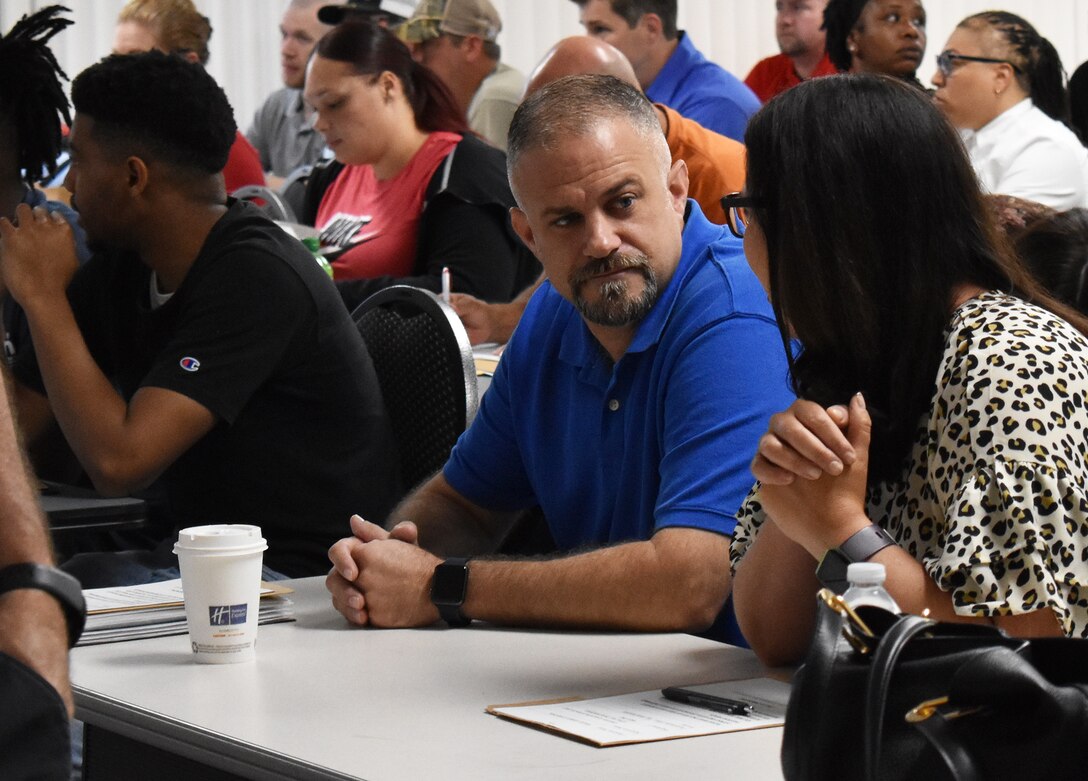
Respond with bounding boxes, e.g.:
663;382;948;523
730;291;1088;637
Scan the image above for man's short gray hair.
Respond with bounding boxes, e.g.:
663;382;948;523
507;74;664;193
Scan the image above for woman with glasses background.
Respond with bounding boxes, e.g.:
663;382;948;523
726;74;1088;666
932;11;1088;209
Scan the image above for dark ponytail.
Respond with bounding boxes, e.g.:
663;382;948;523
963;12;1069;122
314;20;471;136
1029;36;1069;122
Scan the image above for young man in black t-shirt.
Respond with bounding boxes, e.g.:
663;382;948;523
0;52;401;583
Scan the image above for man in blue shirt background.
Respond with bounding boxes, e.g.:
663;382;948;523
326;74;792;644
570;0;761;142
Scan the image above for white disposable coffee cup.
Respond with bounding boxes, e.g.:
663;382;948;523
173;524;268;664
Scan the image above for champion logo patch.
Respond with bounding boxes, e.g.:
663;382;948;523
179;357;201;372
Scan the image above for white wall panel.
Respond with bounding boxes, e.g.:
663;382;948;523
5;0;1088;140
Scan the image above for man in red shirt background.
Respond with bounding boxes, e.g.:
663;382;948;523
745;0;839;103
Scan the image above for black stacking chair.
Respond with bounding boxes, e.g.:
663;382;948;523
352;285;479;491
278;165;313;225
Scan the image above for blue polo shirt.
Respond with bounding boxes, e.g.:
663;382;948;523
646;32;762;143
443;202;795;644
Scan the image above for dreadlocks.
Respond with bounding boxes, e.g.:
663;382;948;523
0;5;73;186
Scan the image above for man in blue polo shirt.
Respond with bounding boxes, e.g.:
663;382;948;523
326;74;792;644
570;0;760;142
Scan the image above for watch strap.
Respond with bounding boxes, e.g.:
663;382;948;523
837;524;896;563
0;563;86;647
431;557;471;627
816;524;896;594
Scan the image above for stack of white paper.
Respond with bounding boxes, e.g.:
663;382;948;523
78;579;294;646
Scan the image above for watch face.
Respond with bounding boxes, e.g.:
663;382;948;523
431;562;468;605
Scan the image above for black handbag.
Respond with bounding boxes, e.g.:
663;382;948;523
782;589;1088;781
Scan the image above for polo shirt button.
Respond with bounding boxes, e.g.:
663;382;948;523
608;399;620;412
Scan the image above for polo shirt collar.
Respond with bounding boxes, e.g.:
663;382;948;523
647;31;696;100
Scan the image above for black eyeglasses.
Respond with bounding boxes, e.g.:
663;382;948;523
936;50;1022;78
720;193;758;239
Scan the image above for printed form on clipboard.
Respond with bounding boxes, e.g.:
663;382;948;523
486;677;791;747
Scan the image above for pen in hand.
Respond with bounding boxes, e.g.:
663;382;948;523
441;266;451;305
661;686;753;716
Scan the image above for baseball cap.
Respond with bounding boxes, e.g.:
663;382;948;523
318;0;416;26
398;0;502;44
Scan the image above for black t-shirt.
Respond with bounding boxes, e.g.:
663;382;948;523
14;201;402;576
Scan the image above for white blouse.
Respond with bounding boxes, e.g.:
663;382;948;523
961;98;1088;210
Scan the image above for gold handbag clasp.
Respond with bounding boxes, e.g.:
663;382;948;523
818;587;877;654
905;696;984;723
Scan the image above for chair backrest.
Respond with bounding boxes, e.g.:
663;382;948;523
231;184;297;223
279;164;313;226
352;285;479;490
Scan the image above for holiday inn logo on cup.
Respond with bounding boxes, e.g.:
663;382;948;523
209;604;248;626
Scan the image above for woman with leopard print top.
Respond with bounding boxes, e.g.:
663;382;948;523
725;74;1088;667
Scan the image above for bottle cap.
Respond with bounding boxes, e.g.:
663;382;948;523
846;561;886;584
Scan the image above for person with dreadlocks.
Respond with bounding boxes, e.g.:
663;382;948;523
0;51;401;586
0;5;90;364
932;11;1088;210
822;0;927;88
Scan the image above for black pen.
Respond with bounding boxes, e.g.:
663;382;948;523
661;686;753;716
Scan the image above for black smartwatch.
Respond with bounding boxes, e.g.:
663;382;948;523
0;563;87;647
815;524;896;594
430;557;471;627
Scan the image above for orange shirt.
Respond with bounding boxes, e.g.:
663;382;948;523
659;104;745;225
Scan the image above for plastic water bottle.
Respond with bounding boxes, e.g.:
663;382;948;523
301;236;334;279
842;562;901;613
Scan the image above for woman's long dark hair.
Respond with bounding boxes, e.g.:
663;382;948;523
744;74;1088;483
961;11;1068;123
314;20;470;136
1015;208;1088;314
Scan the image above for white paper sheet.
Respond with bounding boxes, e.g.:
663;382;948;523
488;678;791;747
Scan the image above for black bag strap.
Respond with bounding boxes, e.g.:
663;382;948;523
781;594;852;779
864;614;942;781
912;711;984;780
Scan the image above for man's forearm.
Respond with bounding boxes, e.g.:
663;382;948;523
0;370;73;714
21;296;156;494
463;529;731;633
388;473;517;556
0;369;52;565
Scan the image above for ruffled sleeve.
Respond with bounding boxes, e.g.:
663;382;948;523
924;458;1088;636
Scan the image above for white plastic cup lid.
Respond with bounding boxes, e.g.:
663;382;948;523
173;524;267;553
846;561;886;583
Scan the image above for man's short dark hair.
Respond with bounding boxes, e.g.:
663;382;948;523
507;74;664;192
569;0;677;39
71;50;235;174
